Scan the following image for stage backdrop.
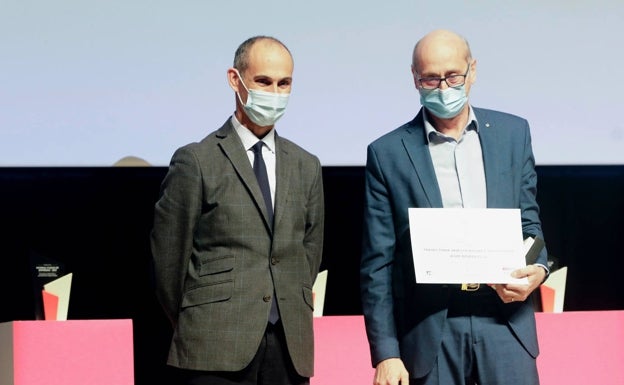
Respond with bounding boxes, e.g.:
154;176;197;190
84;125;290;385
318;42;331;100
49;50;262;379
2;0;623;166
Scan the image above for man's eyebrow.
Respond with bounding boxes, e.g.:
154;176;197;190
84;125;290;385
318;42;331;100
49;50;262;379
252;75;292;82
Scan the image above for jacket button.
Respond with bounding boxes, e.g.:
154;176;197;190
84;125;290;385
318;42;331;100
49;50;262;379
263;295;271;302
271;257;279;265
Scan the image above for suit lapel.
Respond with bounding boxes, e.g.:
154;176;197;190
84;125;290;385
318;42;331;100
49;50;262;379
401;111;443;208
474;108;501;208
273;134;292;231
216;122;274;232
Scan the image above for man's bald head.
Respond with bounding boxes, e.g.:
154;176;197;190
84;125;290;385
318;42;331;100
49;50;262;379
412;29;472;72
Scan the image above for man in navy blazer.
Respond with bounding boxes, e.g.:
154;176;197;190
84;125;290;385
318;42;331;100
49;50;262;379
360;29;548;385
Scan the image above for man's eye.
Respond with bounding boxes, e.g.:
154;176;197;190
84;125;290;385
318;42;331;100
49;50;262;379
422;78;439;86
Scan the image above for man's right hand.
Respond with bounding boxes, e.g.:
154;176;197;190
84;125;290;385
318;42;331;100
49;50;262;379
374;358;409;385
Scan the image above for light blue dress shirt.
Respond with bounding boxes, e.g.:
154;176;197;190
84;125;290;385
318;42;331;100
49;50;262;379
424;107;487;209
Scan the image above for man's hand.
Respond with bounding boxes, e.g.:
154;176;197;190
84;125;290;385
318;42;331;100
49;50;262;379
489;265;547;303
373;358;409;385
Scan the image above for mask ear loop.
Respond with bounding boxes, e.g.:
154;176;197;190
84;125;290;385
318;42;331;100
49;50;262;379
233;69;252;107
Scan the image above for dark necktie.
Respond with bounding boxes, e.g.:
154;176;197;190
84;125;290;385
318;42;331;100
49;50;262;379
251;141;279;323
252;141;274;227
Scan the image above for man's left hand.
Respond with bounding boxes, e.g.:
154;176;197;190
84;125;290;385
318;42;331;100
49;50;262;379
489;265;547;303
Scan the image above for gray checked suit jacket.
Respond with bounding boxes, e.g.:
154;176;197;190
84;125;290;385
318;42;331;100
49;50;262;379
150;119;324;377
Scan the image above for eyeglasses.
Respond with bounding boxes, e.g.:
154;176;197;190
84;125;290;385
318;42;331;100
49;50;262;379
417;64;471;90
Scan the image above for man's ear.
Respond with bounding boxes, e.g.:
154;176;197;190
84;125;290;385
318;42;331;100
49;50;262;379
468;59;477;84
227;68;241;93
411;64;420;89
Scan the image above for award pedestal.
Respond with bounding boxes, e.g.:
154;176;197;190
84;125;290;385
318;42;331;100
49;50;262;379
0;319;134;385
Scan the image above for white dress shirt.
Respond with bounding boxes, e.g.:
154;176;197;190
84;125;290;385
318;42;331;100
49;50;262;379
231;115;276;206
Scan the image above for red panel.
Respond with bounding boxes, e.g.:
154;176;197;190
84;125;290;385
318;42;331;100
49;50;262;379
41;291;59;321
313;312;624;385
313;316;374;384
3;319;134;385
535;311;624;385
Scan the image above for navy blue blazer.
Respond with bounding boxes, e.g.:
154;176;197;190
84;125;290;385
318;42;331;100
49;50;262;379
360;106;548;378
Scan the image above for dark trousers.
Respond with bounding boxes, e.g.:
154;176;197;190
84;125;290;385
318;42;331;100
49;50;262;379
412;290;539;385
176;321;308;385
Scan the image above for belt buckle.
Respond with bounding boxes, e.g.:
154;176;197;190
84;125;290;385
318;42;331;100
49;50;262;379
461;283;480;291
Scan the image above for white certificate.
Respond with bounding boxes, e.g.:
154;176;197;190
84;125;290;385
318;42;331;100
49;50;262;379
408;208;528;284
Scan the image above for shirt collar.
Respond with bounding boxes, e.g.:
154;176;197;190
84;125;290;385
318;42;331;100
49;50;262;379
230;114;276;153
424;106;479;144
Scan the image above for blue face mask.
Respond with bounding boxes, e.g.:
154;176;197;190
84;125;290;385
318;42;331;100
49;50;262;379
236;71;290;127
419;84;468;119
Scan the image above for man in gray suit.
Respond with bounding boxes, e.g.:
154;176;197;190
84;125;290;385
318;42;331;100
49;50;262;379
151;36;324;385
360;30;548;385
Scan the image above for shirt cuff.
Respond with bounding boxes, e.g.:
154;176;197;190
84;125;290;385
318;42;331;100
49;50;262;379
534;263;549;283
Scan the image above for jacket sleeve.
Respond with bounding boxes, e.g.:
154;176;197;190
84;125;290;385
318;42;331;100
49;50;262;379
304;156;325;283
150;146;203;325
360;144;401;366
518;121;549;268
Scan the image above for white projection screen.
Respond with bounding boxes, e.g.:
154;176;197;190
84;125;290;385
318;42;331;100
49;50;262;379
1;0;622;166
